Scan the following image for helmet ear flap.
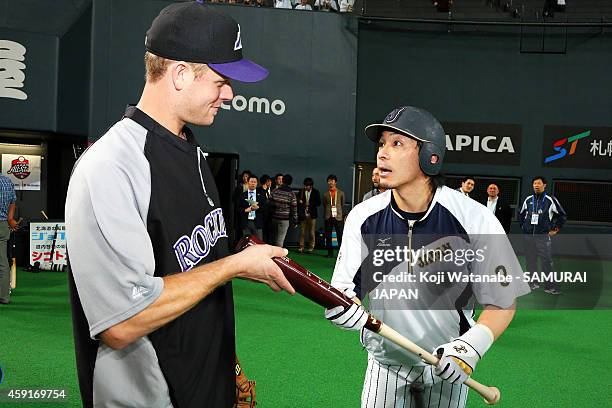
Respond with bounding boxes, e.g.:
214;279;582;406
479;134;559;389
418;142;445;176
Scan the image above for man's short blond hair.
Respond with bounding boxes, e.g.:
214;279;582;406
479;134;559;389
144;51;209;82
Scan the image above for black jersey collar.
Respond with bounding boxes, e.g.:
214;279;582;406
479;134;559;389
124;105;197;152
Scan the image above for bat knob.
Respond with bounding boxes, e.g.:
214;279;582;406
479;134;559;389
483;386;501;405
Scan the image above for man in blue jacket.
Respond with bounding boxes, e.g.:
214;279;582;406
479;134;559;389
519;176;567;294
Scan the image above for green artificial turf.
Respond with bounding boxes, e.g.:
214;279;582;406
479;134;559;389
0;254;610;407
0;269;80;407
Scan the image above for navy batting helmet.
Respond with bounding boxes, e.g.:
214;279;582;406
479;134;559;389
365;106;446;176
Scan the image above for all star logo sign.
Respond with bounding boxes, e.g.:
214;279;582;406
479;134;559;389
234;24;242;51
7;156;30;179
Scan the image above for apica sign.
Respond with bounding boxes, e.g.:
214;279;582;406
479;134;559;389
443;122;522;166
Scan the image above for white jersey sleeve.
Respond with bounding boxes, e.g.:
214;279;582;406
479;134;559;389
437;188;530;308
472;211;529;308
332;192;391;299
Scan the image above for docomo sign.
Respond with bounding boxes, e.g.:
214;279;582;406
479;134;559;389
221;95;286;115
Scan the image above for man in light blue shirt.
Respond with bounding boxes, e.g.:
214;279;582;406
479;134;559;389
0;173;19;304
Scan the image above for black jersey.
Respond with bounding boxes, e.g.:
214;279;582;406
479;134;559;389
66;106;234;407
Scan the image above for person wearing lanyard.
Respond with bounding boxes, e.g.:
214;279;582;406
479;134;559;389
239;174;266;241
323;174;345;258
297;177;321;253
518;176;567;294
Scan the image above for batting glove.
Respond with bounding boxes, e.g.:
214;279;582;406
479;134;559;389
433;324;494;384
324;288;368;331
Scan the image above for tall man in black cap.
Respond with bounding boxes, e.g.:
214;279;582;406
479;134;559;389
65;3;294;407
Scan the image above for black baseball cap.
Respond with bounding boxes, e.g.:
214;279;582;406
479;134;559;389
145;1;268;83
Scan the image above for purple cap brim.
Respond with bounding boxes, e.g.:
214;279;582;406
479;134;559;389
209;59;269;83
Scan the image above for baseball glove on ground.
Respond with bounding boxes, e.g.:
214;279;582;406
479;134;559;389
235;358;256;408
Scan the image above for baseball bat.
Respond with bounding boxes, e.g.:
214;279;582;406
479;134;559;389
9;217;22;290
10;257;16;290
49;223;60;271
39;211;63;271
376;323;500;404
236;236;501;405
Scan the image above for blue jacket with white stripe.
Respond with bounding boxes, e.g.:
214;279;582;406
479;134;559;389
518;192;567;234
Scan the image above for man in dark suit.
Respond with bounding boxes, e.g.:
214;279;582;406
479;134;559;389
239;174;267;241
232;169;251;246
258;174;274;244
297;177;321;253
484;183;512;233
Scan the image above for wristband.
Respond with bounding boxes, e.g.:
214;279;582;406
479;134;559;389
459;324;494;358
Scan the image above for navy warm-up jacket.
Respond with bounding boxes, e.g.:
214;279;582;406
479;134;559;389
518;193;567;234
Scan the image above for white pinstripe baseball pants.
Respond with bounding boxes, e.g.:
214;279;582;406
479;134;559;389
361;357;469;408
